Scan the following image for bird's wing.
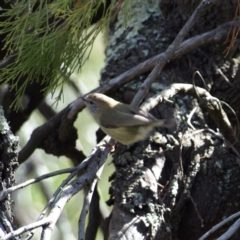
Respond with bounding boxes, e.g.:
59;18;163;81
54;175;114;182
100;104;156;128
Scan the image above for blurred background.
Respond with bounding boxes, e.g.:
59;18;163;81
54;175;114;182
13;30;114;240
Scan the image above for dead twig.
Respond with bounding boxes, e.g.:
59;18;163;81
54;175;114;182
0;167;78;201
18;18;240;165
78;141;111;240
131;0;217;107
199;211;240;240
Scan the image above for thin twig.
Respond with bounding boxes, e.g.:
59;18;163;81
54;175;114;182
142;83;236;144
1;145;108;240
78;166;104;240
78;139;113;240
40;144;112;240
67;17;240;119
217;218;240;240
26;156;91;240
9;5;239;240
18;18;240;165
38;157;89;220
0;167;77;201
131;0;217;107
223;1;240;56
187;107;198;130
0;218;50;240
199;211;240;240
188;194;204;227
220;100;240;141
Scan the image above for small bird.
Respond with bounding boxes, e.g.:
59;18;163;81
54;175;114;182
82;93;175;145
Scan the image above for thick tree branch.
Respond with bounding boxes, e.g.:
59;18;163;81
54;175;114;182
141;83;236;143
131;0;217;107
67;16;240;119
19;16;240;165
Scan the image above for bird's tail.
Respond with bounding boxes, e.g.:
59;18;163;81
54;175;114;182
154;118;176;129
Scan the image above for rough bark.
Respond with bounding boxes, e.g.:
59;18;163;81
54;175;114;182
100;0;240;239
0;107;19;239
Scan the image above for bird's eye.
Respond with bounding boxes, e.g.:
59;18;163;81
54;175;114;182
89;100;94;105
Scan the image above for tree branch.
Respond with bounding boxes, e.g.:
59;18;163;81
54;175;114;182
78;144;107;240
18;17;240;165
67;16;240;119
141;83;236;143
131;0;217;107
199;211;240;240
0;167;77;201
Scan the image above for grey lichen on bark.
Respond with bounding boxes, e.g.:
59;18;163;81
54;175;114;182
101;0;179;99
102;1;178;239
100;0;240;239
0;106;19;238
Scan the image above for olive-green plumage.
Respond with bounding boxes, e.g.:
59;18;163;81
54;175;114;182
83;93;175;145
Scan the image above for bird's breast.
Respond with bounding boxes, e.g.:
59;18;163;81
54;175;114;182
101;125;154;145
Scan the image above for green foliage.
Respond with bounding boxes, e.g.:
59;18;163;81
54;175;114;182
0;0;114;109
